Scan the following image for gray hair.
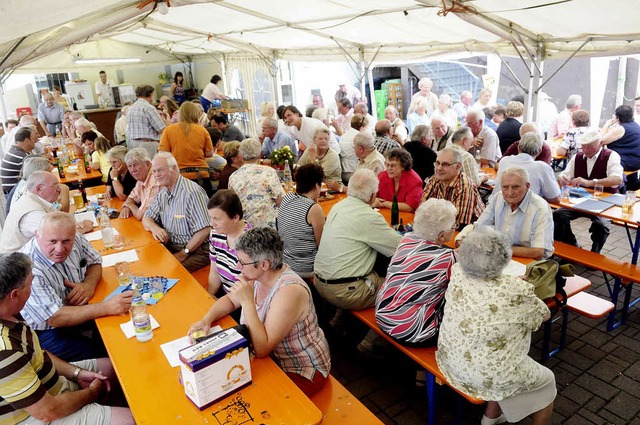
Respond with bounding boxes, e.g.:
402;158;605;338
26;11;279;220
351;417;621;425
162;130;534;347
238;138;262;161
262;117;278;129
313;127;330;140
519;132;542;156
354;132;374;149
311;108;327;121
19;115;36;126
458;225;512;279
74;118;96;130
38;211;76;235
106;145;128;162
439;93;452;107
347;169;378;202
413;199;457;241
439;146;462;164
519;122;538;137
153;151;178;169
125;147;151;165
418;78;433;89
411;125;432;142
26;170;54;191
235;227;283;270
0;253;32;300
566;94;582;108
451;127;472;144
502;166;530;185
20;156;51;180
467;108;485;122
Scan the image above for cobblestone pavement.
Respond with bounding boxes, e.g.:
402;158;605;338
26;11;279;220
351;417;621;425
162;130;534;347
324;217;640;424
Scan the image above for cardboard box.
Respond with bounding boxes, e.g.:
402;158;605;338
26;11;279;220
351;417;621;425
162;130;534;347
179;328;252;410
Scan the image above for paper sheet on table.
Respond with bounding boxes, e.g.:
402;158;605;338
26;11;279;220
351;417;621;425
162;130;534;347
84;228;119;241
74;211;98;227
503;260;526;277
120;314;160;339
160;326;222;367
102;249;138;267
87;194;99;203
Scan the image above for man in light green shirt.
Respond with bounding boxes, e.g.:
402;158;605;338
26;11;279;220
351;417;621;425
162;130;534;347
314;169;401;310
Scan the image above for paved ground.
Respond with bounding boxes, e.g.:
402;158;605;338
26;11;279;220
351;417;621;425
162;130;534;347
323;217;640;424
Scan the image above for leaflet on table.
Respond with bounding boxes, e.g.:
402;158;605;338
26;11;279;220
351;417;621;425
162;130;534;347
102;249;139;267
503;260;526;277
104;278;179;305
160;326;222;368
74;211;98;226
84;228;120;241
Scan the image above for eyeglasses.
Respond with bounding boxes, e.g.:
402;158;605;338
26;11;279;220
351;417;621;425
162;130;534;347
238;258;260;267
434;161;460;168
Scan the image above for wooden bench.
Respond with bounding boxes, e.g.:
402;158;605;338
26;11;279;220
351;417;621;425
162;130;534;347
350;308;483;425
553;241;640;330
310;375;383;425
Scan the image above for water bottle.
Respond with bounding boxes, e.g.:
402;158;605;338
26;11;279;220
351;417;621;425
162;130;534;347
475;149;482;168
130;283;153;342
99;208;114;248
391;194;399;226
283;160;293;191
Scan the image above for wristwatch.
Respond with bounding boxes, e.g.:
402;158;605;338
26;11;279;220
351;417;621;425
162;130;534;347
593;178;599;185
112;176;118;181
72;367;82;382
183;247;190;255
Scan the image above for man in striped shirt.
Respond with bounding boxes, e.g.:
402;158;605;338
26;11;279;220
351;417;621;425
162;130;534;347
1;127;36;194
143;152;211;272
19;212;133;361
0;252;134;425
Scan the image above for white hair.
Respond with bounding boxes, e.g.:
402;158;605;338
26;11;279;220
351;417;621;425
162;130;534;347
413;199;457;241
238;138;262;161
354;132;374;149
458;225;512;279
125;148;151;165
153;151;178;169
347;169;378;202
502;166;530;185
518;132;542;156
467;108;485;122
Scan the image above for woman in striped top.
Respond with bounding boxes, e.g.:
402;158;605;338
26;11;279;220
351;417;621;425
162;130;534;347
375;198;458;346
207;190;251;296
277;163;325;278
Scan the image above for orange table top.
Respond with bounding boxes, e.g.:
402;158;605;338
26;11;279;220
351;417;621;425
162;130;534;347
55;163;103;184
320;192;415;224
93;244;321;425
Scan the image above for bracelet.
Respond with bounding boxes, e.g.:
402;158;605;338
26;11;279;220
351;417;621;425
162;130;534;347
72;367;82;382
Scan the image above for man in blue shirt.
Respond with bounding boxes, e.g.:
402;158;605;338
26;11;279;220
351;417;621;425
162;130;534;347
37;92;65;137
259;117;298;162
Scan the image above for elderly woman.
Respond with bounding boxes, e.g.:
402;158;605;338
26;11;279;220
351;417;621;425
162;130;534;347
229;138;285;228
431;94;458;129
277;163;325;278
602;104;640;172
189;227;331;397
436;226;555;425
336;114;368;184
207;190;252;297
6;157;70;214
408;77;438;115
105;146;136;200
218;141;242;190
406;99;431;136
298;128;342;183
373;148;423;212
375;198;457;346
159;101;214;195
256;101;276;130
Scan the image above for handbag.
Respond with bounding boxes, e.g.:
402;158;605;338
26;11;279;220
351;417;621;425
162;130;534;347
525;260;574;307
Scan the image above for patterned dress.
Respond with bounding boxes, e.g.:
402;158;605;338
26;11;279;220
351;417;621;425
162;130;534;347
229;164;286;228
436;264;550;400
375;235;457;344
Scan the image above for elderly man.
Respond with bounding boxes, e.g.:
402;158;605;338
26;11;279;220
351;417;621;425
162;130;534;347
283;105;340;154
354;102;376;135
554;131;623;253
421;147;484;227
259;117;298;161
334;83;361;107
37;92;65;137
209;111;245;143
19;212;132;361
449;127;487;186
550;94;582;139
467;108;501;167
1;127;36;194
373;120;401;155
126;84;166;159
500;122;552;165
143;152;210;272
1;171;60;253
494;132;560;203
354;132;386;176
431;116;452;152
452;90;473;125
384;106;408;145
460;166;554;259
314;169;401;310
119;148;160;220
331;98;354;136
408;77;439;115
404;125;437;181
94;70;115;107
0;253;135;425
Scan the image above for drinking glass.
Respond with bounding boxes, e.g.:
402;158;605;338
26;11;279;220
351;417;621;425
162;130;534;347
623;191;637;215
593;184;604;200
114;262;130;286
113;233;125;250
150;277;164;299
73;191;84;209
561;186;570;203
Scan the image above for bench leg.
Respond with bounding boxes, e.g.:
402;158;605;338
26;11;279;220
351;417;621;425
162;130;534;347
607;277;623;331
541;307;567;361
426;370;437;425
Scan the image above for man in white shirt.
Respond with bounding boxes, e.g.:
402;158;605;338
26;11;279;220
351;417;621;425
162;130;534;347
332;98;354;136
94;71;115;107
353;102;376;136
554;130;623;253
384;106;408;145
282;105;340;154
452;90;473;126
467;108;501;167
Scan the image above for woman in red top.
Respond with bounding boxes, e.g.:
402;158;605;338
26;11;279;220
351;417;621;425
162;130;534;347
373;148;423;212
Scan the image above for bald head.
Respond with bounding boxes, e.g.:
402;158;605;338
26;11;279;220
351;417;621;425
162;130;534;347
519;122;538;137
375;120;392;137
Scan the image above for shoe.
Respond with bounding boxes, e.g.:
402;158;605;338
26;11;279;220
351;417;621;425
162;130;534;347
481;414;507;425
415;370;426;388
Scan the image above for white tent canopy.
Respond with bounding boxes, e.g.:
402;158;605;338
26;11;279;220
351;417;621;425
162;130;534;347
4;0;640;73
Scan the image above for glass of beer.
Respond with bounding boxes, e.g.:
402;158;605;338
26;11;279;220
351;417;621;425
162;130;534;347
73;191;84;209
593;184;604;200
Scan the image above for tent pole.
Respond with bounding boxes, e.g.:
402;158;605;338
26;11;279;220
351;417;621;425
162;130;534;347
368;66;376;120
615;56;627;107
359;49;366;102
529;44;544;124
0;82;8;123
538;38;591;91
495;51;526;91
271;57;280;105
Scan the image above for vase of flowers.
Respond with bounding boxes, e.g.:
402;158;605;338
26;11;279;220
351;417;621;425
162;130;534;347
270;146;295;174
